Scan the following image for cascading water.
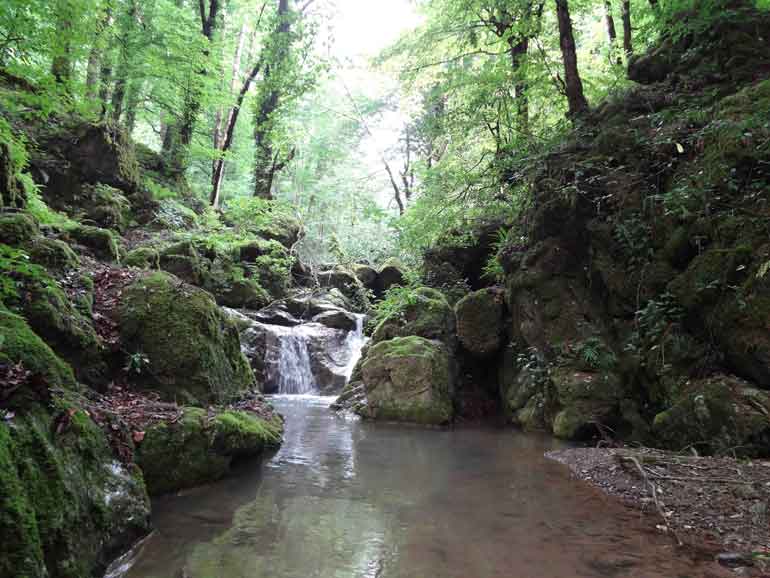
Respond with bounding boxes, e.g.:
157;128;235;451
262;313;368;395
343;315;367;380
266;325;316;395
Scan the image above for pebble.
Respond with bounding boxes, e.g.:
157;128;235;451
716;553;753;568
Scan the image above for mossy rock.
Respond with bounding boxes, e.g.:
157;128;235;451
119;272;256;403
124;246;160;269
0;306;77;400
372;286;456;347
82;183;132;232
0;405;151;578
9;270;104;385
358;336;454;425
318;267;369;311
353;264;378;292
27;237;79;271
214;278;270;310
0;141;26;209
377;259;406;294
652;375;770;456
68;224;121;261
0;213;39;246
455;288;505;357
668;246;752;311
136;407;282;496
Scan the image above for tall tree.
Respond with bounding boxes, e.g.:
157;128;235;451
253;0;293;199
621;0;633;57
603;0;621;64
555;0;588;118
162;0;222;181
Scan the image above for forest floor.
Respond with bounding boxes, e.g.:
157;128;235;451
547;447;770;576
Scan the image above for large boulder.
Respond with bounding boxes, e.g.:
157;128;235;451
653;375;770;456
371;287;456;347
353;264;378;292
29;120;154;220
136;407;282;496
0;213;38;245
455;288;505;357
119;272;256;403
318;267;369;311
356;336;455;425
377;259;406;295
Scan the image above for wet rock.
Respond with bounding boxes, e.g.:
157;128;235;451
312;309;358;332
250;304;302;327
318;267;368;311
136;407;283;496
356;336;455;425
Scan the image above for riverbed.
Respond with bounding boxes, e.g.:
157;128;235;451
122;395;726;578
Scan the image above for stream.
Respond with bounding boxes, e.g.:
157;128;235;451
122;394;717;578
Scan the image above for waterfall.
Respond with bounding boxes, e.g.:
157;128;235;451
343;315;367;380
239;311;369;395
268;325;316;395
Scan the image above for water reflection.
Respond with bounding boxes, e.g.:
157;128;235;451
125;395;723;578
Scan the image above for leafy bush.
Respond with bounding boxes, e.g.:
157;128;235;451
0;245;52;303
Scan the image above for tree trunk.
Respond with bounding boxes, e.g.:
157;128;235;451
51;1;73;83
253;0;292;199
163;0;221;180
509;37;530;133
555;0;589;118
85;8;113;98
604;1;621;65
621;0;633;57
211;22;248;202
210;59;264;207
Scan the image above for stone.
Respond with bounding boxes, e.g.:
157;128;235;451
371;286;456;348
357;336;455;425
377;259;406;294
455;288;505;357
312;309;358;332
119;272;256;403
0;213;39;246
136;407;282;496
68;224;121;261
353;264;378;292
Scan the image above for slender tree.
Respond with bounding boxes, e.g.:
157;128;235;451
253;0;293;199
555;0;589;118
621;0;633;57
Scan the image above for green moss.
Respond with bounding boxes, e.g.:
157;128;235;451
27;237;79;271
124;246;160;269
138;408;283;496
0;306;76;394
668;246;752;311
360;336;454;425
0;213;39;246
68;225;121;261
82;184;132;232
455;289;504;357
652;376;770;456
120;272;255;403
372;286;456;346
0;405;151;578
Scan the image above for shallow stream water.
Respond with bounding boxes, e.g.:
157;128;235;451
123;395;722;578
